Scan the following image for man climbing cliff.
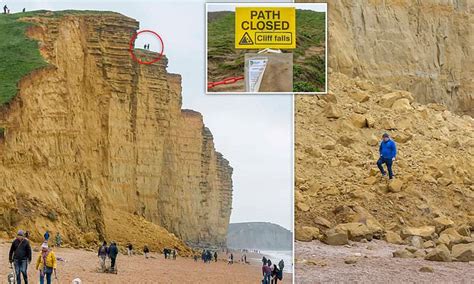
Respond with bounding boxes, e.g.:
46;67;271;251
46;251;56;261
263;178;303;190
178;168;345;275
377;133;397;179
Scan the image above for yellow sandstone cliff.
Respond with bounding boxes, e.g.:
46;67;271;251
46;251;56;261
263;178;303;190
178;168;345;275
0;12;233;251
298;0;473;115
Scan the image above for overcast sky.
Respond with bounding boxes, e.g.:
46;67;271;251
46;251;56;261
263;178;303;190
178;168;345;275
4;0;296;231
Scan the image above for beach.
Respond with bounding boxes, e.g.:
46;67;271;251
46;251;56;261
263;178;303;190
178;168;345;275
1;240;292;283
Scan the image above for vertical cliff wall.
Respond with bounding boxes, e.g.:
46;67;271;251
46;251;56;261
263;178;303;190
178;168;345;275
0;12;233;249
298;0;473;115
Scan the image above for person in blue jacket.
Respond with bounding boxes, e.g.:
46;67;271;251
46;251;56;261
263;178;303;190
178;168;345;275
377;133;397;179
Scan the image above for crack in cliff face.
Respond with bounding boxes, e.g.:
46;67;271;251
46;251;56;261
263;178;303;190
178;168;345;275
0;12;233;250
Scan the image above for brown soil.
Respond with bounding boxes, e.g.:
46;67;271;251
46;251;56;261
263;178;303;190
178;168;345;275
1;240;291;283
295;240;474;283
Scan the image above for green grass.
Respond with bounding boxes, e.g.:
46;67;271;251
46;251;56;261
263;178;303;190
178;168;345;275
294;9;325;57
207;9;326;91
0;10;119;106
0;12;48;105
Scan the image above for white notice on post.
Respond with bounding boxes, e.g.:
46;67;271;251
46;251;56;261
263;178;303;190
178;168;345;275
248;58;268;92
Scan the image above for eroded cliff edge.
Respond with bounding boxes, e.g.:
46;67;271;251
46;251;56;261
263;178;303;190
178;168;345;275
0;12;233;250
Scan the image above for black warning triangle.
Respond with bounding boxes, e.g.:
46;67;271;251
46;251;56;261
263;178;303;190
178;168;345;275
239;32;254;45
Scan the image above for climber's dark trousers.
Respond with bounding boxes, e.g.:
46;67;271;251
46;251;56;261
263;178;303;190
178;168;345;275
377;157;393;179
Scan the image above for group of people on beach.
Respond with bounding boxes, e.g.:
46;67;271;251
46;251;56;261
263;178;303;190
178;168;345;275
198;249;217;263
8;230;60;284
262;256;284;284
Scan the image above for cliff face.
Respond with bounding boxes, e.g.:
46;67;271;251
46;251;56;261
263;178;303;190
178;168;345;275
299;0;473;115
227;222;293;250
0;12;232;249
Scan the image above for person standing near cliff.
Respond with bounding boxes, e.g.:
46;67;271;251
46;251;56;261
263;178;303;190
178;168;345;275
214;251;218;262
108;242;118;271
377;133;397;179
55;232;62;247
35;242;57;284
98;241;109;271
9;230;32;284
44;231;50;242
127;243;133;256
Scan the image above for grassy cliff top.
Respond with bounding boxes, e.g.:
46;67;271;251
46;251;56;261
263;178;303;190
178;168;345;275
0;10;122;106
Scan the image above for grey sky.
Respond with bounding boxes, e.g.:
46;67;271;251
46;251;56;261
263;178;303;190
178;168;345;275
5;0;294;231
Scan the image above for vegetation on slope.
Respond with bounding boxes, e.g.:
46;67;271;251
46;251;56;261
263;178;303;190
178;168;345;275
0;10;120;106
0;12;48;105
207;9;326;92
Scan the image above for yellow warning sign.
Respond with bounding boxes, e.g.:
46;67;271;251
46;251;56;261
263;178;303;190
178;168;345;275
235;7;296;49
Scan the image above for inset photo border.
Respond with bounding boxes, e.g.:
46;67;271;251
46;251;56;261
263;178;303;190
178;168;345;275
206;2;328;95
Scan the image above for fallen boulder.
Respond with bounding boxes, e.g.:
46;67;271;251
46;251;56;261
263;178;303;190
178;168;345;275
379;91;414;108
385;231;403;245
334;223;373;242
425;244;451;262
419;266;434;273
451;243;474;262
350;113;368;128
296;226;320;242
401;226;435;240
433;216;455;233
393;249;414;258
388;179;403;193
323;229;349;246
324;104;342;119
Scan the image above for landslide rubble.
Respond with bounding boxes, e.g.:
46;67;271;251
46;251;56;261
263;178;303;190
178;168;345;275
295;72;474;262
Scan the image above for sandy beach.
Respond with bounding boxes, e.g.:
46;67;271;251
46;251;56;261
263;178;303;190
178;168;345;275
1;240;291;283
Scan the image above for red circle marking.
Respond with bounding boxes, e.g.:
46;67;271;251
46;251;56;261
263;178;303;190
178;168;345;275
129;30;164;65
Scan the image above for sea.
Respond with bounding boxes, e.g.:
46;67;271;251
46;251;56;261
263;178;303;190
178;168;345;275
259;250;293;273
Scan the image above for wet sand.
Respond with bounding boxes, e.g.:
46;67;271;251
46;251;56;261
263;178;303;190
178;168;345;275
1;240;291;283
296;240;474;283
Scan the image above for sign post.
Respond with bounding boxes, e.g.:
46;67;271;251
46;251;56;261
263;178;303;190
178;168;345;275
235;7;296;49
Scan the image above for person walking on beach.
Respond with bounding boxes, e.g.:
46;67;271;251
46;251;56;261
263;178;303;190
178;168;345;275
271;263;284;284
262;259;272;284
55;232;62;247
377;133;397;179
35;242;57;284
98;241;108;271
172;249;176;260
108;242;118;270
214;251;218;262
127;243;133;256
143;245;150;259
9;230;32;284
